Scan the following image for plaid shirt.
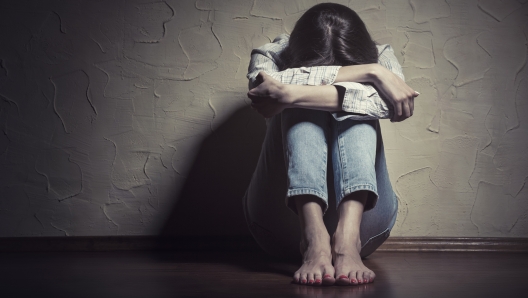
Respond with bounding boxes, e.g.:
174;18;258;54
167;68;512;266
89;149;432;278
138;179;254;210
247;34;405;121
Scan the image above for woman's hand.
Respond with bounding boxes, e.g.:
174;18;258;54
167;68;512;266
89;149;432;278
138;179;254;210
247;72;293;118
370;65;419;122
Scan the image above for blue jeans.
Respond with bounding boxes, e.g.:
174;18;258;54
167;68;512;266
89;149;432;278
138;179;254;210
243;109;398;259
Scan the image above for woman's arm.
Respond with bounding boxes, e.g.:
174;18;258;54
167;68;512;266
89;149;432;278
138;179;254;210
248;67;418;120
333;45;418;122
248;72;342;118
247;34;341;90
247;35;418;121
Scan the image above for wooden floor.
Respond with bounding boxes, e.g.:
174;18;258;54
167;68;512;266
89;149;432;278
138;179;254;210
1;250;527;298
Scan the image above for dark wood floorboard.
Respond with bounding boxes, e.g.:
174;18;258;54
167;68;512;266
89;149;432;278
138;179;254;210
1;250;527;298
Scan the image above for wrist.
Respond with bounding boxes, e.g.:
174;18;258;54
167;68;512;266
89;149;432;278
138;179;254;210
367;64;383;84
281;84;298;107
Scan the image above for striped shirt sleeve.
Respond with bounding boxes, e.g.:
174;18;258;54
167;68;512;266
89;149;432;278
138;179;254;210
247;35;405;121
333;44;403;121
247;34;341;90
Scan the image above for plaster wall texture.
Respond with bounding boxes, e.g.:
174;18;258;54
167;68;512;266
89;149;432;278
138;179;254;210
0;0;527;237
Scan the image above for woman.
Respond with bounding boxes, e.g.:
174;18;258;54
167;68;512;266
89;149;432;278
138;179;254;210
244;3;418;286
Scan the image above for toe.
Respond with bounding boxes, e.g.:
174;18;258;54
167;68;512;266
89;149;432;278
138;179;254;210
335;274;351;286
358;271;367;284
322;273;335;286
293;271;301;284
322;266;335;286
368;271;376;283
307;273;315;285
350;271;359;285
313;273;322;286
300;272;308;285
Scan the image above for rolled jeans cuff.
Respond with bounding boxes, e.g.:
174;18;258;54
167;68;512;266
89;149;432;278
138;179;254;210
286;188;329;215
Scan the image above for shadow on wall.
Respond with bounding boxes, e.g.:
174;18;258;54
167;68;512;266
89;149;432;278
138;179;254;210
159;106;267;237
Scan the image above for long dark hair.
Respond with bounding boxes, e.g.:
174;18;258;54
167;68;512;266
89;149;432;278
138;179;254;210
279;3;378;70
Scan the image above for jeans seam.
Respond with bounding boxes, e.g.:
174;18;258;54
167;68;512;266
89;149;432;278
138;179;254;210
337;120;347;192
321;141;327;194
361;227;390;250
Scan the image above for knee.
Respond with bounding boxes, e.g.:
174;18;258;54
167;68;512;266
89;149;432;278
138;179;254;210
345;121;377;136
282;111;329;149
282;109;329;133
335;121;377;152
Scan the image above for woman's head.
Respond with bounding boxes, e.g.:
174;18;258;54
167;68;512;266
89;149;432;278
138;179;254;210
279;3;378;69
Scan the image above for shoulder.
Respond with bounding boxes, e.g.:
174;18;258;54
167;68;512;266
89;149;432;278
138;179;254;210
376;44;400;65
376;44;395;56
375;43;404;78
253;34;290;54
272;34;290;44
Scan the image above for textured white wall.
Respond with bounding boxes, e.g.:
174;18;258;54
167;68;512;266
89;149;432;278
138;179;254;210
0;0;527;237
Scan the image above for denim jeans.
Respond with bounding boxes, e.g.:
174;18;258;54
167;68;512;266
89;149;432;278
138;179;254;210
243;109;398;259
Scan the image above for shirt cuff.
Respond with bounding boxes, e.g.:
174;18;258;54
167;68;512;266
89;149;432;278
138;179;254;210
307;65;341;86
332;82;392;120
334;82;371;114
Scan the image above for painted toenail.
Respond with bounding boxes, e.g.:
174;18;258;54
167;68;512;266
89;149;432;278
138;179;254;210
364;279;368;283
338;275;348;280
323;274;332;279
315;279;321;283
351;279;357;283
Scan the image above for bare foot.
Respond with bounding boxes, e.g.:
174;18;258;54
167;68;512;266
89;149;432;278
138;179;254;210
293;229;335;286
331;232;375;286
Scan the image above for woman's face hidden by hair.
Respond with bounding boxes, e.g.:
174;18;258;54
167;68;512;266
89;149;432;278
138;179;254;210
280;3;378;70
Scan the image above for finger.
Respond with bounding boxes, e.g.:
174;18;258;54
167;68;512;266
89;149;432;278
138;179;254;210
248;88;274;103
402;101;411;119
255;71;265;85
409;97;414;116
249;95;268;104
258;71;269;79
395;100;403;117
248;85;267;98
392;113;403;123
393;101;403;122
256;71;272;85
247;88;262;100
414;91;420;97
390;109;397;122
